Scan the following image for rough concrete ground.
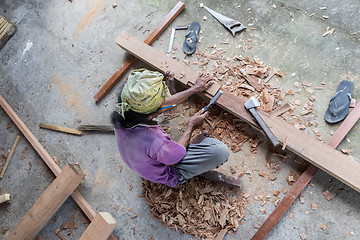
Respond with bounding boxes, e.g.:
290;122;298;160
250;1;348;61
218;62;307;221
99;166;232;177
1;0;360;239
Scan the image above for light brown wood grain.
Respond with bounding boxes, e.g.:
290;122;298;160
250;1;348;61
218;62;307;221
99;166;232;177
7;164;85;240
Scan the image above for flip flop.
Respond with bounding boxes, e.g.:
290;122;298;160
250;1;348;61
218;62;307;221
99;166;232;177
325;80;354;123
183;22;200;55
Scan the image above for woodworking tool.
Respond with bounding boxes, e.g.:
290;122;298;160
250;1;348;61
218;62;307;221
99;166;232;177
200;170;242;188
203;5;246;36
167;25;188;57
244;97;280;147
203;90;223;113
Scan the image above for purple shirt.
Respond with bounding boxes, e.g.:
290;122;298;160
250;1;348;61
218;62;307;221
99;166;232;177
114;125;186;187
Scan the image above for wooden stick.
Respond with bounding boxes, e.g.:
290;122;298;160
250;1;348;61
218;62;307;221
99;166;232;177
93;1;185;103
0;95;116;240
0;135;20;179
7;164;86;240
39;123;83;136
78;125;114;132
116;32;221;96
80;212;117;240
0;193;11;204
115;34;360;194
251;101;360;240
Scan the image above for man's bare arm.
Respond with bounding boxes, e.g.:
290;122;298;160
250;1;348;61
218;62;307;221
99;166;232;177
161;74;214;107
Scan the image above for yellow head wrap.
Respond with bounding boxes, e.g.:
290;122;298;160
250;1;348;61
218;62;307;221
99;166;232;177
115;69;171;117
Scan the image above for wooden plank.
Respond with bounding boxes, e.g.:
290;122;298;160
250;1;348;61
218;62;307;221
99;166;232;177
80;212;117;240
259;113;360;192
6;164;86;240
39;123;83;136
327;102;360;147
0;193;11;204
115;32;221;96
115;36;360;194
94;1;185;103
251;102;360;240
0;135;20;179
0;95;116;240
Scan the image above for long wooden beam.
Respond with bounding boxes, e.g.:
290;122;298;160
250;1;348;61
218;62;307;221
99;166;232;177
115;32;221;96
80;212;117;240
252;102;360;239
7;164;86;240
0;95;116;240
115;32;360;194
93;1;185;103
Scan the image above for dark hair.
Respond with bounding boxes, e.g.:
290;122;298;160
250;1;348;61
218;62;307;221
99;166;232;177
111;90;154;129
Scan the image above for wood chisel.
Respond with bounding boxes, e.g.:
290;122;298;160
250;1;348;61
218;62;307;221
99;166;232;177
203;90;223;113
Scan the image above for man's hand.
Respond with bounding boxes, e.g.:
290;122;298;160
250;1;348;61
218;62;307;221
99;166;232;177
188;108;208;130
192;74;214;92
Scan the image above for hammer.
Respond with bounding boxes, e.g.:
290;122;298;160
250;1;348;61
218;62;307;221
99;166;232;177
244;97;280;147
167;25;188;57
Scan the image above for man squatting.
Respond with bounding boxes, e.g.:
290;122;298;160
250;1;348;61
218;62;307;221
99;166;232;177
112;69;230;187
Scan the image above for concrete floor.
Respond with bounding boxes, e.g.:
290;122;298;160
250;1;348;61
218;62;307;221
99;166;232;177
1;0;360;239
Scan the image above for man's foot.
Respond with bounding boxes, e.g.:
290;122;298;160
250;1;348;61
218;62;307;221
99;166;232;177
191;131;210;144
164;71;176;95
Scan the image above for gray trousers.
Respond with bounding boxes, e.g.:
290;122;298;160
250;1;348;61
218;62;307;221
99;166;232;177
174;138;230;185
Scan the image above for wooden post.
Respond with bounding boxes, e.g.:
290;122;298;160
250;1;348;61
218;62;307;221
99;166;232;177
0;135;20;179
80;212;117;240
94;1;185;103
6;164;86;240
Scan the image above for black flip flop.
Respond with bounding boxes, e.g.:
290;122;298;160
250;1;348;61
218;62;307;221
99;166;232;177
183;22;200;55
325;80;354;123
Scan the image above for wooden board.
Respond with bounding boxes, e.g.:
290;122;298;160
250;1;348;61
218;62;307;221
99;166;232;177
7;164;86;240
251;102;360;240
39;123;83;136
0;95;116;240
80;212;117;240
259;113;360;192
115;32;221;96
94;1;185;103
114;37;360;194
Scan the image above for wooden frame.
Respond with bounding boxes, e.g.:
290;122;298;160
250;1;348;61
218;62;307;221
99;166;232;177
93;1;185;103
115;32;360;194
7;164;86;240
0;95;117;240
252;102;360;239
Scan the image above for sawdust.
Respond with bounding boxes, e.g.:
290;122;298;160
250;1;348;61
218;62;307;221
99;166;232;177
73;0;104;38
53;75;87;116
143;177;248;239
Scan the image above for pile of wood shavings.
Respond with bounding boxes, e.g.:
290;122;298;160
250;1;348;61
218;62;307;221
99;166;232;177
143;177;248;239
192;45;286;114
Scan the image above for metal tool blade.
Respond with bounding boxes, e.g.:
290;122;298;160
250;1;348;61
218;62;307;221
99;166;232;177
167;27;176;57
203;5;246;36
203;90;223;113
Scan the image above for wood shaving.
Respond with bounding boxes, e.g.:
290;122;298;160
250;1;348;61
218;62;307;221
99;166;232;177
320;224;326;231
322;190;333;200
143;177;247;239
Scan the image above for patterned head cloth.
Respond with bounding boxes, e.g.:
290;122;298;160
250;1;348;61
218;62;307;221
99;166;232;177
115;69;171;118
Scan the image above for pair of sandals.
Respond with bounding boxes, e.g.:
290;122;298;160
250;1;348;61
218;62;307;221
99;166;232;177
325;80;354;123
